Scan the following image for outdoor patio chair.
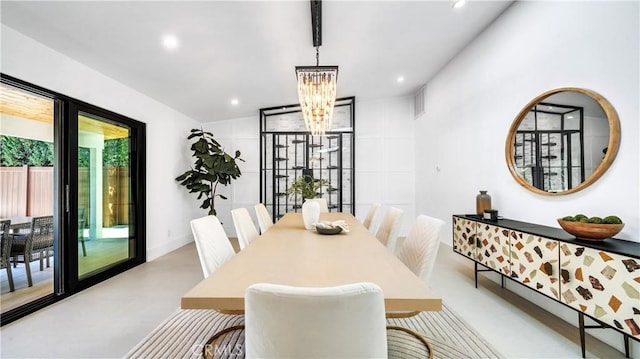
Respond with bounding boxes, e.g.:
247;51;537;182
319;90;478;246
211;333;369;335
10;215;54;287
78;207;87;256
1;219;15;292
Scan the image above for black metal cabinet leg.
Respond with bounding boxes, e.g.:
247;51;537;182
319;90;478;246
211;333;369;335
624;334;629;358
474;262;478;288
579;312;586;358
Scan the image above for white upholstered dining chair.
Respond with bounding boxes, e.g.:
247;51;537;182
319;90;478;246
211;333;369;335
244;282;388;358
362;202;381;233
311;198;329;213
375;206;404;252
253;203;273;234
397;215;445;284
231;207;260;250
387;214;445;321
190;215;235;278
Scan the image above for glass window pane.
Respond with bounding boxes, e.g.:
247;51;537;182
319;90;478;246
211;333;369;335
77;112;133;279
0;83;55;313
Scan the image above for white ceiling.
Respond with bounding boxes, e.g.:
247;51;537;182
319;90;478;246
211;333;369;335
1;1;513;122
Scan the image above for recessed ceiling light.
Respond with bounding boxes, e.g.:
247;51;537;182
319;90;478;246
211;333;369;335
452;0;466;9
231;98;239;106
162;34;179;50
397;76;405;83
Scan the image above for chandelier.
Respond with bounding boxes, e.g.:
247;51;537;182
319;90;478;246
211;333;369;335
296;0;338;136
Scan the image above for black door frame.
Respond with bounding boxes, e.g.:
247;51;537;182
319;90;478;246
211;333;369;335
0;73;146;326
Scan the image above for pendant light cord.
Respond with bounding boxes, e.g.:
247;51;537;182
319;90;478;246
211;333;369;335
316;46;320;66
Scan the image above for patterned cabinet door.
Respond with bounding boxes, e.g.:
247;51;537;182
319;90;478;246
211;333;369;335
560;242;640;339
476;223;510;274
453;216;477;260
509;231;560;300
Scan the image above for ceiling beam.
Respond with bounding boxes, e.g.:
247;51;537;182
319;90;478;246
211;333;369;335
310;0;322;47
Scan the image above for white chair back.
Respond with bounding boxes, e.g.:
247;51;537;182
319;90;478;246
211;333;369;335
190;215;235;278
397;215;445;284
245;282;387;358
375;206;404;251
231;207;260;250
311;198;329;213
362;202;381;232
254;203;273;234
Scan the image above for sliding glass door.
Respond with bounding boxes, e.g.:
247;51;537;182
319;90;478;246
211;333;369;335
1;74;146;325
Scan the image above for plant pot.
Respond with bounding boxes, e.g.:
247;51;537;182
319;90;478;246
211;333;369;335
302;200;320;230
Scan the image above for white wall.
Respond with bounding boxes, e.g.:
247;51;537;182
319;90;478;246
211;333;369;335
1;25;202;260
417;1;639;243
202;116;261;235
204;96;416;238
416;1;639;354
356;96;415;239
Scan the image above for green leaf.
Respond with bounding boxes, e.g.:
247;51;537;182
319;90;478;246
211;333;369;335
194;138;210;154
202;156;214;169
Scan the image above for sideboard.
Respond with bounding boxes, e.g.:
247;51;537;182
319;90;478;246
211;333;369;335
453;214;640;358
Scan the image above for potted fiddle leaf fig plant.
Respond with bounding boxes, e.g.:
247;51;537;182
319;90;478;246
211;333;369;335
175;128;244;216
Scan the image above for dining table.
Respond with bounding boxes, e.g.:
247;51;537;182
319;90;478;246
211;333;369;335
181;212;442;313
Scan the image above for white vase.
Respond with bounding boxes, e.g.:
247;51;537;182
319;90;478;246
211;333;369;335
302;199;320;230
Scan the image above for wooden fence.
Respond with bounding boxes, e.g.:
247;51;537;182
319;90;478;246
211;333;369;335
103;166;129;227
0;165;128;226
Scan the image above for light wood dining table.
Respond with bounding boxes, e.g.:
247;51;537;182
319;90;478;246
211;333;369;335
181;212;442;312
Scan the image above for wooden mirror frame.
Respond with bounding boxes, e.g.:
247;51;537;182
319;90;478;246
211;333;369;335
505;87;620;196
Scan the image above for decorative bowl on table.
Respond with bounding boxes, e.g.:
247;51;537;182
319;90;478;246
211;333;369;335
557;218;624;241
315;226;343;235
314;221;347;235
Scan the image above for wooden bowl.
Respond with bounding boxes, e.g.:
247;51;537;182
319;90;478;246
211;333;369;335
557;219;624;241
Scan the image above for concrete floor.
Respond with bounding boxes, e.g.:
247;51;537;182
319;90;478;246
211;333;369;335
0;241;633;358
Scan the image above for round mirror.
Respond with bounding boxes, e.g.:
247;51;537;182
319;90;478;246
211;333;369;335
505;88;620;195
